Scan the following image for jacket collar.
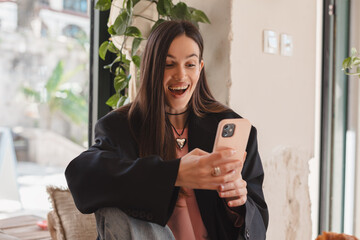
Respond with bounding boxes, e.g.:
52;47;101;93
188;112;219;153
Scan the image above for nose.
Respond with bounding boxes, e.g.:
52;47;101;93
174;65;186;80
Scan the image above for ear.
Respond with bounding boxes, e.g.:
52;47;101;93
200;59;204;71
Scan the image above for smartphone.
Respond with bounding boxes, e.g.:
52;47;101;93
213;118;252;161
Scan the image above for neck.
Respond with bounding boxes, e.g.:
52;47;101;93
165;106;189;129
168;113;188;129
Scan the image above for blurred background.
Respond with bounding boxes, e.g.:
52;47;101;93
0;0;89;219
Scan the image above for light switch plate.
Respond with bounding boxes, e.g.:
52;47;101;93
263;30;278;54
280;34;293;56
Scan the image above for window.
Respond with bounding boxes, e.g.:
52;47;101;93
63;0;87;14
0;0;89;219
63;24;87;39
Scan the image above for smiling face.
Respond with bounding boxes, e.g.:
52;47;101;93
163;34;204;114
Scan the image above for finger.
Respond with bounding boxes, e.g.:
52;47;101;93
191;148;210;156
218;187;247;198
213;161;243;177
207;149;238;164
239;151;247;170
227;195;247;207
243;151;247;162
219;179;246;192
210;170;240;185
202;173;242;191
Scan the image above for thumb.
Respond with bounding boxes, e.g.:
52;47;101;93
239;151;247;170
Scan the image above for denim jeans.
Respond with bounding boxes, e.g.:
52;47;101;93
95;208;175;240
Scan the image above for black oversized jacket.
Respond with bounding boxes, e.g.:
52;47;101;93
65;109;268;240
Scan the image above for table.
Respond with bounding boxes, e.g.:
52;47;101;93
0;215;51;240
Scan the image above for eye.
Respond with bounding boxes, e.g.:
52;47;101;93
165;63;174;68
186;63;196;68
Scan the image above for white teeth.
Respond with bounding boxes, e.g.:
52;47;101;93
169;85;189;90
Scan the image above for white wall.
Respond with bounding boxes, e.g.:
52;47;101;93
229;0;316;160
159;0;318;238
229;0;317;239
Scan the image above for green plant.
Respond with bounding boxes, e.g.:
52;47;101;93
342;47;360;78
95;0;210;108
22;60;88;128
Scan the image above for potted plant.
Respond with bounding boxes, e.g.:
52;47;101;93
95;0;211;108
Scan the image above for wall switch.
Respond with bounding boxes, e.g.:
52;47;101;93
280;34;293;56
263;30;278;54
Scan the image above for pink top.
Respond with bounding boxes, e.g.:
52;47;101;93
167;128;209;240
167;127;244;239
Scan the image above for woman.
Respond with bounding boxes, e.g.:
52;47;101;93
65;20;268;240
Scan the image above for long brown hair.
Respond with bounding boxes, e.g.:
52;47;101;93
121;20;228;160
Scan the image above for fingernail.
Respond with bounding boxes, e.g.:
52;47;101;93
231;149;237;155
220;185;224;191
228;202;232;207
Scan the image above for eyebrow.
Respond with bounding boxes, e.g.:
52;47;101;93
166;53;199;59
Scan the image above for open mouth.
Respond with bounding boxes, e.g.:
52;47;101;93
168;85;189;95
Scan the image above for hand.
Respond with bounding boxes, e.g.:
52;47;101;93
175;148;242;190
218;152;248;207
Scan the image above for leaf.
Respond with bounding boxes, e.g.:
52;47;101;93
99;41;109;60
108;25;117;35
106;93;120;108
125;26;142;38
132;55;141;68
353;57;360;65
56;90;88;124
22;87;41;102
190;20;199;29
115;66;122;76
151;19;166;32
107;41;119;53
120;53;131;67
351;47;357;56
170;2;191;20
117;95;128;108
117;81;128;93
113;9;130;35
342;57;351;70
190;9;210;24
157;0;172;16
46;60;64;95
114;73;127;92
126;0;133;14
61;64;85;84
95;0;111;11
131;38;142;56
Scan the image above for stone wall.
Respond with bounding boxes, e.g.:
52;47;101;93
263;147;312;240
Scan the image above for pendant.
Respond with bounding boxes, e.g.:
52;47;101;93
176;138;186;150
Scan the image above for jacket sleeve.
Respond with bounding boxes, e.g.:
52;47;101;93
65;111;180;226
240;126;269;240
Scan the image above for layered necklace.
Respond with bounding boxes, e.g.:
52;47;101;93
166;110;189;150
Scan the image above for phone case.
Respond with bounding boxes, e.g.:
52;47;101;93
212;118;252;160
